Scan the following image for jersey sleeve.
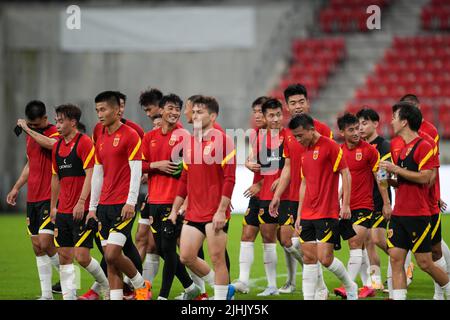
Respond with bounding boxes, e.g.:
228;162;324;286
45;125;60;139
51;143;57;175
77;135;95;170
368;145;380;172
330;141;347;172
283;137;291;159
390;137;405;165
380;140;392;162
127;130;143;161
222;134;236;199
414;140;434;171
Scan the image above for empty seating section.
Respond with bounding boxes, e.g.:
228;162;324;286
320;0;391;33
346;35;450;138
422;0;450;31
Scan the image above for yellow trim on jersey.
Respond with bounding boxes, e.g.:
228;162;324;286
353;212;373;225
129;138;142;161
142;154;147;161
418;149;433;170
333;148;343;172
329;131;334;139
96;231;105;241
431;214;441;240
95;154;101;165
83;146;95;169
372;216;385;229
258;214;265;225
49;132;60;138
299;237;305;243
151;226;157;234
434;134;439;144
381;152;391;161
52;166;57;175
39;217;51;230
373;152;380;172
412;223;431;253
221;149;236;168
386;238;394;249
320;230;333;243
434;146;438;156
183;161;188;171
242;217;248;226
27;227;32;236
75;230;92;247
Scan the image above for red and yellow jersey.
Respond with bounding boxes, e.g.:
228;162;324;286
92;118;144;144
284;129;306;201
314;119;334;139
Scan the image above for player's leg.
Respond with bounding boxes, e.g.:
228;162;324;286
429;213;447;299
299;219;319;300
258;222;278;296
205;223;228;300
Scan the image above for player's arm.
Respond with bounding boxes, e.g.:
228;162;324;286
73;168;93;221
340;168;351;219
169;169;188;224
6;161;29;206
50;172;60;223
269;158;291;216
380;161;432;184
295;177;306;234
17;119;57;150
121;160;142;221
87;163;103;223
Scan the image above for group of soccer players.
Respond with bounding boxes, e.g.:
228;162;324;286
5;82;450;300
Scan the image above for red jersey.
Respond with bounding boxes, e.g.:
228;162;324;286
300;136;347;219
52;133;94;214
341;139;380;211
249;128;263;192
420;120;439;153
177;128;236;222
392;136;435;217
213;122;225;133
256;128;290;201
26;124;59;202
314;119;334;139
142;126;190;204
95;124;143;205
92;118;144;144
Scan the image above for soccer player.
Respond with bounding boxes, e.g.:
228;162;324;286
50;104;109;300
87;91;150;300
140;88;164;121
333;113;391;299
232;96;267;294
379;102;450;300
142;93;200;300
168;96;236;300
357;108;392;290
270;84;331;297
289;113;358;300
6;100;61;300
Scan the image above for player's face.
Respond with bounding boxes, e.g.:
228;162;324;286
152;117;162;129
55;114;75;137
119;98;125;118
26;116;48;129
358;118;377;140
392;110;404;135
291;126;314;146
252;105;266;129
287;94;310;115
192;104;213;130
264;108;283;130
143;105;159;120
161;102;181;125
184;100;193;124
95;102;120;126
341;123;360;145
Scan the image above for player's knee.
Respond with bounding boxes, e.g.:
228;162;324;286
179;252;195;267
280;237;292;248
75;251;91;267
416;256;434;273
432;245;443;262
318;255;333;267
104;249;119;266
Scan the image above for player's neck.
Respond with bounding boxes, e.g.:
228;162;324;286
366;132;378;143
161;121;175;134
63;129;78;143
309;131;320;147
400;129;418;145
345;139;359;149
106;119;122;134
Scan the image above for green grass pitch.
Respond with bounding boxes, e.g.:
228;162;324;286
0;213;448;300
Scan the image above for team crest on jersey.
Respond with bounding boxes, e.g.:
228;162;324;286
169;134;177;146
387;229;393;238
356;149;363;161
113;135;120;147
313;147;320;160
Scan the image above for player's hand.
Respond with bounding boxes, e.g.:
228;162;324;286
340;204;351;220
50;207;57;224
17;119;30;132
379;161;398;174
270;178;280;193
178;205;186;216
269;196;280;218
141;174;148;185
85;210;98;225
243;183;261;198
245;161;261;173
439;199;447;213
382;203;392;221
121;204;135;221
73;200;85;222
152;160;179;175
294;217;302;235
168;211;177;225
212;210;226;232
6;188;19;206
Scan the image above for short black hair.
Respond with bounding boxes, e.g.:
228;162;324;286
192;96;219;115
159;93;183;109
116;91;127;103
55;104;86;132
288;113;314;130
399;93;420;106
25;100;46;120
139;88;163;108
284;83;308;103
187;94;202;103
261;98;282;114
337;112;359;131
251;96;269;109
95;91;120;107
152;114;162;119
392;102;422;132
356;108;380;122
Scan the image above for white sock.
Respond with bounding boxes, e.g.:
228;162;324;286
441;241;450;275
283;247;294;285
327;257;354;290
157;296;168;300
263;243;277;288
285;243;303;264
91;281;101;294
239;241;254;284
392;289;407;300
370;265;382;285
442;282;450;299
49;253;60;270
387;260;393;299
434;256;447;300
60;264;76;300
316;262;328;291
214;285;228;300
143;253;160;282
360;249;372;287
110;289;123;300
36;255;53;299
201;270;215;288
189;269;206;293
347;249;363;281
302;264;318;300
184;282;197;293
85;258;109;290
123;276;132;288
130;272;145;289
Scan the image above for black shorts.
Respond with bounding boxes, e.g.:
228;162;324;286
371;211;387;229
26;200;54;235
140;202;150;220
96;204;135;242
258;200;293;226
430;213;442;246
387;215;432;253
54;212;93;248
289;201;299;221
243;196;260;227
350;209;373;229
299;218;340;246
184;219;230;236
149;204;181;236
